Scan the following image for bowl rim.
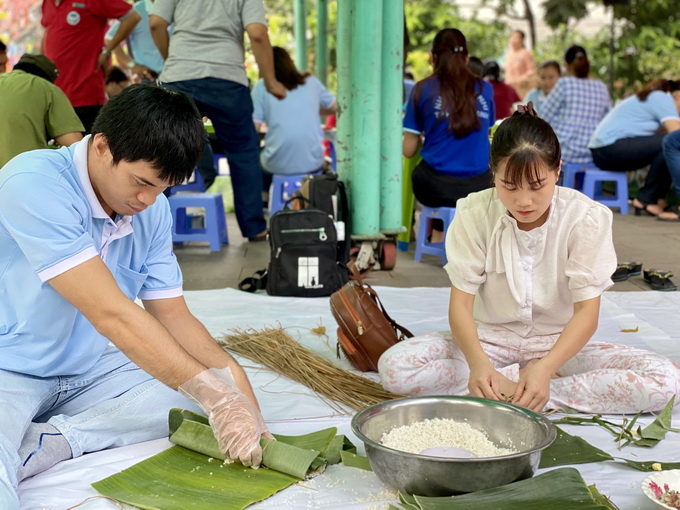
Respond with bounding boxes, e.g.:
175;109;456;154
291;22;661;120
641;469;680;510
351;395;557;462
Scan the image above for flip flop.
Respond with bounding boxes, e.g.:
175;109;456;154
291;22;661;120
611;262;643;282
643;268;677;291
238;269;268;292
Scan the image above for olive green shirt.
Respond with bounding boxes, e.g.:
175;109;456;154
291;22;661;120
0;70;84;168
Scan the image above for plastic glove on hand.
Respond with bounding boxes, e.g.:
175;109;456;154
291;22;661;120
178;367;268;467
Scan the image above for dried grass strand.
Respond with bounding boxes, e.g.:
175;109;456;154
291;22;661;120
218;327;400;413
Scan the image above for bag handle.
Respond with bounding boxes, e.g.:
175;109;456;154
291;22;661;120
363;286;414;339
348;261;365;285
348;262;414;340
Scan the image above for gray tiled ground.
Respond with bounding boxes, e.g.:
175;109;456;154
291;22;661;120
175;208;680;292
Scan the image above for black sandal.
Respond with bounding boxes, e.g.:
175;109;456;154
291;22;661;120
238;269;268;292
633;199;659;217
611;262;643;282
658;205;680;222
643;269;677;291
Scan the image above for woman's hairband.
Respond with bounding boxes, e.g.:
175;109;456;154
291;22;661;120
451;46;465;53
515;102;538;117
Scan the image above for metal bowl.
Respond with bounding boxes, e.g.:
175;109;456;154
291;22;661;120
351;396;556;496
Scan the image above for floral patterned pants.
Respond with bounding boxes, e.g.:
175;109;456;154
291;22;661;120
378;326;680;414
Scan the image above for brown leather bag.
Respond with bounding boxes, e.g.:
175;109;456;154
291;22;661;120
329;266;414;372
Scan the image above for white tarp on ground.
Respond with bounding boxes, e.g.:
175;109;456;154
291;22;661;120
17;288;680;509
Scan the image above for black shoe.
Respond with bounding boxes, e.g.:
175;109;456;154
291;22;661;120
248;229;269;242
643;268;677;291
611;262;642;282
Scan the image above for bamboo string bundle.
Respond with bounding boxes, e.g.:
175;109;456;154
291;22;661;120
218;327;400;413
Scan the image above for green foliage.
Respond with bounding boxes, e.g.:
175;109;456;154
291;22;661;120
258;0;338;89
537;0;680;97
404;0;510;80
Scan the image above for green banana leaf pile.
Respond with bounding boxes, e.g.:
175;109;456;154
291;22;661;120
92;409;356;510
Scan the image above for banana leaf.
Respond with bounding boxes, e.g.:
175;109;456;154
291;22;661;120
391;468;614;509
540;426;614;468
168;408;334;478
92;445;297;510
540;425;680;472
340;450;373;471
93;409;356;510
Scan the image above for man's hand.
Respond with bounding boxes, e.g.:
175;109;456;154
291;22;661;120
96;51;110;73
513;359;554;412
179;368;269;467
265;79;287;100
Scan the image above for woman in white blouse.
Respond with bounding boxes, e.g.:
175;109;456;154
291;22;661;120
379;106;680;414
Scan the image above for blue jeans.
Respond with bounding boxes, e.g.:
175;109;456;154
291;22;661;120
663;130;680;198
165;78;267;238
0;346;200;509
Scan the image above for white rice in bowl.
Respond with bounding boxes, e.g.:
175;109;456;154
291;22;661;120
380;417;516;458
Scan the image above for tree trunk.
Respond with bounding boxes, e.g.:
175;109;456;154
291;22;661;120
522;0;537;48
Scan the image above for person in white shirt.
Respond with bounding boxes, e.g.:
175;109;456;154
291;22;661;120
379;105;680;414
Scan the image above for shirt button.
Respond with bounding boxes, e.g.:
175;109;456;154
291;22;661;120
523;265;530;271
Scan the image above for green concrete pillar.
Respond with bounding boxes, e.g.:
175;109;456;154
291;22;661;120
335;0;352;185
349;0;383;237
315;0;328;85
294;0;307;71
379;0;404;233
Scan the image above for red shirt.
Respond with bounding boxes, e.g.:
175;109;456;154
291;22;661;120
42;0;132;107
489;80;521;120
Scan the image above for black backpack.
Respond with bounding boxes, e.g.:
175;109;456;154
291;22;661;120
297;172;351;269
265;205;348;297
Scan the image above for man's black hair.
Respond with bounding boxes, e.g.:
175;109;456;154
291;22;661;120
0;40;6;52
91;84;205;186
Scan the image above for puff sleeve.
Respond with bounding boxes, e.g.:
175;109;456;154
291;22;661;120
565;204;616;302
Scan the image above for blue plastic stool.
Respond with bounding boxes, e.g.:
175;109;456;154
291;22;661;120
328;141;337;172
414;206;456;265
561;161;598;189
213;153;226;175
169;193;229;251
269;173;316;215
582;169;630;214
168;169;206;195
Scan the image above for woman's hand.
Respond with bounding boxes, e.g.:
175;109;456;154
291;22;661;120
513;359;554;412
468;364;515;401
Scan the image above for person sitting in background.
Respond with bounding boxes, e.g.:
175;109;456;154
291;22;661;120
404;28;495;242
252;46;336;176
524;60;561;112
0;54;83;168
404;70;416;104
0;40;7;73
467;56;485;78
589;79;680;218
484;60;520;120
540;45;611;164
105;66;131;98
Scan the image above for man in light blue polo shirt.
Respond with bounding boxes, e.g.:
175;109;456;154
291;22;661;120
0;84;269;509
